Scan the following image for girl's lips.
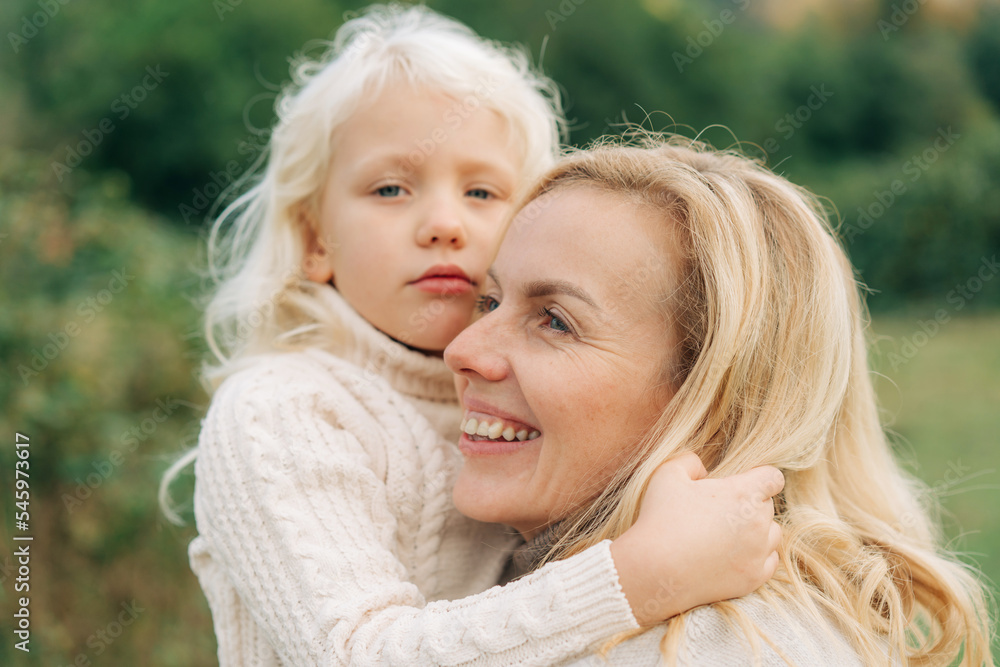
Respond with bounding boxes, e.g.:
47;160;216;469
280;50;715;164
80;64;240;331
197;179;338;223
411;276;473;295
410;264;473;295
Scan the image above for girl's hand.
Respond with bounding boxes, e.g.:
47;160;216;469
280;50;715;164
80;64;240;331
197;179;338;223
609;452;784;626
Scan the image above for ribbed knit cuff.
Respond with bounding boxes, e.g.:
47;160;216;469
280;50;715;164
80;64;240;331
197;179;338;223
551;539;640;641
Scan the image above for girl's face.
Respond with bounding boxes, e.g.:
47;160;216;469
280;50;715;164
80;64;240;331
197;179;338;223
304;85;521;352
444;186;678;539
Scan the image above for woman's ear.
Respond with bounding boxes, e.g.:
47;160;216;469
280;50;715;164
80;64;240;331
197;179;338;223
299;205;334;284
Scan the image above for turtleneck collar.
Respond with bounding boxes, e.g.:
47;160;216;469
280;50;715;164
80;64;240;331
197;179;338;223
502;521;567;582
315;284;458;405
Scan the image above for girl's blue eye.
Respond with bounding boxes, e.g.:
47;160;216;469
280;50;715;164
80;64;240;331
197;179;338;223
467;188;492;200
475;295;499;314
540;307;570;334
376;185;402;197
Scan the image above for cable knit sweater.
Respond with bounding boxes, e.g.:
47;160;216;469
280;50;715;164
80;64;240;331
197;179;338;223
189;286;638;666
557;594;866;666
502;520;866;666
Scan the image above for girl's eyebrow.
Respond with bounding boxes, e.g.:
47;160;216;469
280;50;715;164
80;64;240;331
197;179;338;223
487;268;599;309
459;157;516;176
352;152;412;174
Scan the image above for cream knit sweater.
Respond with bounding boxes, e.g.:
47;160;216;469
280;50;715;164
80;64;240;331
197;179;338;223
189;287;638;666
504;517;867;665
557;593;866;666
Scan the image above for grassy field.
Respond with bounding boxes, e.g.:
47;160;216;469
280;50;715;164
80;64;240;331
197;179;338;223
871;312;1000;652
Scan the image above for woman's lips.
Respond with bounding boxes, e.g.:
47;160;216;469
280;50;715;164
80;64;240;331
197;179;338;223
458;432;541;456
461;412;539;442
457;409;541;456
410;264;473;295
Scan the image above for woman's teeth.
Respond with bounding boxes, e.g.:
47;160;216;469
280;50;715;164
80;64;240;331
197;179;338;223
461;417;539;442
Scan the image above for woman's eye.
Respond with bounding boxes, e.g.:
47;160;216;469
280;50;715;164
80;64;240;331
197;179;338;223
475;295;499;314
540;307;571;334
466;188;492;200
376;185;402;197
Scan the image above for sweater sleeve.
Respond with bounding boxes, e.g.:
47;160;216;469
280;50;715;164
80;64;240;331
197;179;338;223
192;363;638;667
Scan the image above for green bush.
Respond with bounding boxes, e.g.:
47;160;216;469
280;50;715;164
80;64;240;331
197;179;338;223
0;150;215;665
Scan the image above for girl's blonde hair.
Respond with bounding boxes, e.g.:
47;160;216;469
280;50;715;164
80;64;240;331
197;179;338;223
201;2;564;387
529;135;994;666
159;4;564;522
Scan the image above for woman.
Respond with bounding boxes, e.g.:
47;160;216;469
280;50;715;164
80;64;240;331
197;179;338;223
444;136;994;666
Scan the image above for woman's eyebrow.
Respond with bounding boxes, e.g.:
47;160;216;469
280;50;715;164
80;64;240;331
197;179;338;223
524;279;599;309
487;267;599;309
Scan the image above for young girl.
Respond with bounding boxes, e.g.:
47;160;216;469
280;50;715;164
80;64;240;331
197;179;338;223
168;5;785;664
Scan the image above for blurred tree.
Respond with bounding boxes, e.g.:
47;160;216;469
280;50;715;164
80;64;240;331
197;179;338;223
2;0;997;312
967;5;1000;115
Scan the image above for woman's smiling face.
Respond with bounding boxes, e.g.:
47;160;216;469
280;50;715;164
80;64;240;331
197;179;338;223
443;185;678;539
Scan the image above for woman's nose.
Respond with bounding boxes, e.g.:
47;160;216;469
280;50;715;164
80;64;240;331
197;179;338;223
415;193;467;248
444;313;508;383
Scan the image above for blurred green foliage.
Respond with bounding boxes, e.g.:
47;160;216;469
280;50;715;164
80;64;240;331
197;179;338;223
2;0;999;309
1;0;998;664
0;150;212;664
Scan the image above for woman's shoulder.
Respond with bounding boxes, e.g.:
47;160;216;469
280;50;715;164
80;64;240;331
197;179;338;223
678;593;864;666
563;593;864;667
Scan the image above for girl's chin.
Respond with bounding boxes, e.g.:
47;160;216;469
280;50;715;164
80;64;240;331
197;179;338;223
389;321;468;355
387;330;452;355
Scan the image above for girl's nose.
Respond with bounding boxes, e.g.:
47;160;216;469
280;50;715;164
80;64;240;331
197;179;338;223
444;312;508;383
416;194;467;248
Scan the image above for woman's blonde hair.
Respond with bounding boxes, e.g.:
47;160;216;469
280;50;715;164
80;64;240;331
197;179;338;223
159;3;565;522
529;135;994;666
